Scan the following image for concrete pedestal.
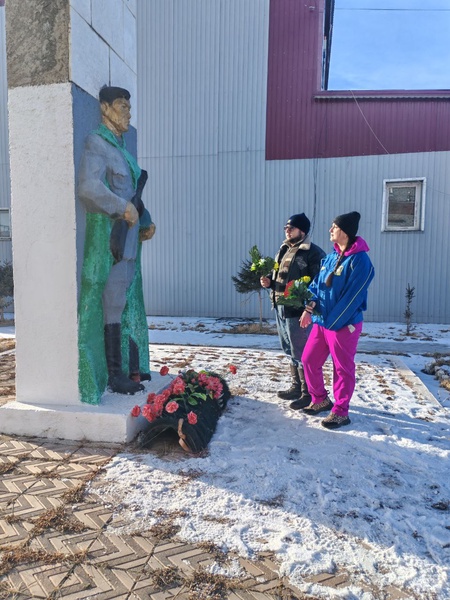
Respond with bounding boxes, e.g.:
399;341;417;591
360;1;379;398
0;371;166;444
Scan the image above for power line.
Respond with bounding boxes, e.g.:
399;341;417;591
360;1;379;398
336;8;450;11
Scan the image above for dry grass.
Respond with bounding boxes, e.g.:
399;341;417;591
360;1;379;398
0;335;15;352
187;570;237;600
30;506;87;536
177;468;204;480
151;565;183;588
197;541;227;563
220;323;277;336
272;582;309;599
148;509;188;540
148;520;181;540
0;581;26;600
260;493;285;508
0;462;15;476
0;545;69;577
202;514;233;525
230;385;249;396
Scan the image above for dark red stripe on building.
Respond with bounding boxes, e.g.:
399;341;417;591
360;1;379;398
266;0;450;160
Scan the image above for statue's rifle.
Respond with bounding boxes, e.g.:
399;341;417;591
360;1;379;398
109;169;148;262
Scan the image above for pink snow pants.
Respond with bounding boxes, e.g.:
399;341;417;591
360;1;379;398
301;322;363;417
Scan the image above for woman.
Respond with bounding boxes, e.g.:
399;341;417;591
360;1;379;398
299;211;375;429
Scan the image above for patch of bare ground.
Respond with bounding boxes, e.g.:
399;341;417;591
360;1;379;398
423;355;450;391
220;322;277;335
0;337;15;407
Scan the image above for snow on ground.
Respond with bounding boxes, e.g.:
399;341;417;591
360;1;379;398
89;318;450;600
1;316;449;597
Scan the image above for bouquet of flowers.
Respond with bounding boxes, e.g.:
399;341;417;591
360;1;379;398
276;276;314;310
249;245;277;277
132;365;236;453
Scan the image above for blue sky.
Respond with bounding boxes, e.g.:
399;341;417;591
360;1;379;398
328;0;450;90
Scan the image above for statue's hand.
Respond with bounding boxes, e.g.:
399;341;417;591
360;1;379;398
123;202;139;227
140;223;156;242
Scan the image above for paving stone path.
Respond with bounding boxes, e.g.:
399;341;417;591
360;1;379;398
0;340;418;599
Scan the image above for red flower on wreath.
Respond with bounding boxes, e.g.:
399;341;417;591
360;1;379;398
170;376;186;395
187;411;198;425
161;388;172;401
131;405;141;417
140;368;231;433
160;365;169;376
165;400;179;414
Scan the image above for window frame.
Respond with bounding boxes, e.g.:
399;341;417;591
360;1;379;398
381;178;426;232
0;208;11;240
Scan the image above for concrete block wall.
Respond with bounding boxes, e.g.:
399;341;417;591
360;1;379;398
70;0;137;127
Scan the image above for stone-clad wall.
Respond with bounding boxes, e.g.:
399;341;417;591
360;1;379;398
6;0;137;117
6;0;70;88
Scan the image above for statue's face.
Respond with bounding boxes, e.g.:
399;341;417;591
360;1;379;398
101;98;131;135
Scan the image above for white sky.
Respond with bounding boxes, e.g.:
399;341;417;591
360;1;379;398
82;317;450;600
329;0;450;90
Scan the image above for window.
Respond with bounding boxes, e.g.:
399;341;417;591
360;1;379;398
328;5;450;91
0;209;11;240
382;179;425;232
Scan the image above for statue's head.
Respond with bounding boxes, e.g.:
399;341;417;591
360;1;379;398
99;86;131;136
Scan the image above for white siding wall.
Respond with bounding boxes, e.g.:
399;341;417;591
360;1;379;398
0;8;12;263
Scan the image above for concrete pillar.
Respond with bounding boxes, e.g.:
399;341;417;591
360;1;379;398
0;0;156;442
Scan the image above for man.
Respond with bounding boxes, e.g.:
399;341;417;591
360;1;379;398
260;213;325;409
77;86;155;403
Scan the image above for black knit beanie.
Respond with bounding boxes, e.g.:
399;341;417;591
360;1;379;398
333;211;360;239
286;213;310;235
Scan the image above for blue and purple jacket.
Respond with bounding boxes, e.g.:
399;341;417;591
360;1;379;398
309;236;375;331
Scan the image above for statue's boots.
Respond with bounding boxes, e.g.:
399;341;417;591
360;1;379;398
277;363;302;400
128;337;152;383
104;323;144;394
289;365;312;410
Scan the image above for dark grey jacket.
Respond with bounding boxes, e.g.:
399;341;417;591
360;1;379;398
269;235;325;318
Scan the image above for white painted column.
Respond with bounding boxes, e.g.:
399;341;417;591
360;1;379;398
0;0;153;442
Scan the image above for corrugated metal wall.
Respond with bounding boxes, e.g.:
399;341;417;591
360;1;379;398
266;152;450;324
137;0;271;319
0;8;12;263
137;0;450;324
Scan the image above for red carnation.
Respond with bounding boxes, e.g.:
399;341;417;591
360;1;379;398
187;411;198;425
162;388;172;401
165;400;179;414
131;405;141;417
160;365;170;376
284;280;294;297
147;392;156;404
229;364;237;374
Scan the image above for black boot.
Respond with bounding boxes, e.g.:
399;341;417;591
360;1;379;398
104;324;144;394
277;364;302;400
128;337;152;383
289;365;312;410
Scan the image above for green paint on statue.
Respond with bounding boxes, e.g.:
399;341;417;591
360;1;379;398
78;126;150;405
